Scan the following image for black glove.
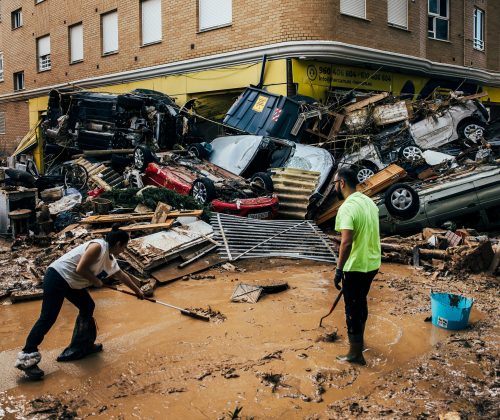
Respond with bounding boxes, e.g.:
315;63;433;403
334;268;344;291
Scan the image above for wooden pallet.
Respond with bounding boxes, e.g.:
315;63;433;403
315;164;407;225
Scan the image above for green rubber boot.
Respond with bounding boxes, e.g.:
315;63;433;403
336;334;366;366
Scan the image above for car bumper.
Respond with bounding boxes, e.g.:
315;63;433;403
211;196;279;219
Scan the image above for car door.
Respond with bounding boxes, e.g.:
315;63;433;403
410;111;454;149
424;180;481;228
471;168;500;228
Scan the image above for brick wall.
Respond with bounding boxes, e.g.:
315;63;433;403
0;100;29;154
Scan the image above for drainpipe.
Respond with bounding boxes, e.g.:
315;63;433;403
257;54;267;89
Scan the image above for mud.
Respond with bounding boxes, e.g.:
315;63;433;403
0;259;498;419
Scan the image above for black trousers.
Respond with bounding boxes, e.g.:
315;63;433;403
23;268;95;353
342;270;378;335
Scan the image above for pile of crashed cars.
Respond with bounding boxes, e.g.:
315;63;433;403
3;85;500;237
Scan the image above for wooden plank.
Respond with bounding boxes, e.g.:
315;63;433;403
81;210;203;225
343;92;389;113
151;253;223;284
316;164;407;224
90;220;175;234
327;113;345;140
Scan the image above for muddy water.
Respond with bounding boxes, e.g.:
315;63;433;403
0;259;483;419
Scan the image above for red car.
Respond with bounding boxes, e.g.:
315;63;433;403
133;146;279;219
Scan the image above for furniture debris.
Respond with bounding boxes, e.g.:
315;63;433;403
231;283;263;303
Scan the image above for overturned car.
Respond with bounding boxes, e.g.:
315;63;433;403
43;88;201;157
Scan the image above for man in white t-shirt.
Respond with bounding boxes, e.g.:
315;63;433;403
15;226;144;380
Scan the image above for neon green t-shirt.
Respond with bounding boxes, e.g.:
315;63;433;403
334;192;381;272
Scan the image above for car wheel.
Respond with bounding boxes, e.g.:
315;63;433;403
63;164;88;191
354;164;376;183
134;146;154;171
188;143;209;159
399;145;423;162
250;172;274;193
384;183;420;220
191;177;216;204
457;119;485;143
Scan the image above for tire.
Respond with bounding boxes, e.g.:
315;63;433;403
188;143;209;159
63;164;88;191
134;145;154;171
398;145;423;162
191;177;216;204
250;172;274;193
457;119;485;143
353;163;377;183
384;183;420;220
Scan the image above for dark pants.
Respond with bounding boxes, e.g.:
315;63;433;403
23;268;95;353
342;270;378;335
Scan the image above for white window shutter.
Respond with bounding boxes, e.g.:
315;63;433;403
388;0;408;28
340;0;366;19
0;112;5;135
70;24;84;62
142;0;162;45
37;35;50;57
199;0;232;31
102;11;118;54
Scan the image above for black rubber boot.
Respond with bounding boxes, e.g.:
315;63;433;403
57;316;102;362
336;334;366;366
21;365;45;380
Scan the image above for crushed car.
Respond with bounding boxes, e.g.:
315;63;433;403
128;146;279;219
42;88;202;159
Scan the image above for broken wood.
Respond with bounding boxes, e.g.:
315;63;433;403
381;243;450;260
152;202;173;224
90;220;175;234
151;253;223;284
81;210;203;225
343;92;389;113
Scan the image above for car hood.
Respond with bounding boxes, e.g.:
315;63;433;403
284;144;335;191
209;135;264;176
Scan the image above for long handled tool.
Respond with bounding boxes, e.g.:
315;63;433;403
105;285;210;322
318;290;343;328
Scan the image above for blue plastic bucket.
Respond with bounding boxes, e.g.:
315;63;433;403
430;292;474;330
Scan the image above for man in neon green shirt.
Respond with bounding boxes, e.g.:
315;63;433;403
333;167;381;365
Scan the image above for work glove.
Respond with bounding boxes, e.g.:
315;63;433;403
334;268;344;291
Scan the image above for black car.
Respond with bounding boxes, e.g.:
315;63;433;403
43;88;202;156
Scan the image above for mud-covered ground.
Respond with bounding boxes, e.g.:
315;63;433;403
0;259;498;419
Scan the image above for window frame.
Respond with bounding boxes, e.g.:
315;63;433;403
37;35;51;72
0;112;5;135
140;0;162;46
101;10;119;56
340;0;367;20
473;7;485;51
428;0;449;41
13;71;25;91
198;0;233;32
0;53;4;82
387;0;408;29
69;22;84;64
35;0;46;5
11;8;23;30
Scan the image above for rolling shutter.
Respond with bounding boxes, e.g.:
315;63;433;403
388;0;408;28
102;11;118;54
340;0;366;19
70;24;83;62
142;0;162;45
199;0;232;31
37;35;50;57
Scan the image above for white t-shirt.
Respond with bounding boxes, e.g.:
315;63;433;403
49;239;120;289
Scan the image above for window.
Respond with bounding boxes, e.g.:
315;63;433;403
11;8;22;29
340;0;366;19
69;23;84;63
0;112;5;135
428;0;449;40
473;8;485;51
37;35;51;71
101;10;118;55
0;53;3;82
199;0;232;31
388;0;408;29
141;0;162;45
13;71;24;91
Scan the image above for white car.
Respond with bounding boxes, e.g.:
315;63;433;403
188;135;335;194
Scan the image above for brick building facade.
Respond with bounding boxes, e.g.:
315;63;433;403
0;0;499;154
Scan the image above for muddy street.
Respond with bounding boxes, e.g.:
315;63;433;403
0;259;497;419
